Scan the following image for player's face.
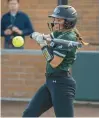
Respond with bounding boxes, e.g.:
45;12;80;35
53;18;65;31
8;0;19;12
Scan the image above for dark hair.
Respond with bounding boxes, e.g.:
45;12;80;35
8;0;19;3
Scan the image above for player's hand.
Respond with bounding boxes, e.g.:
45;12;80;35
43;34;53;46
30;32;47;47
4;29;12;35
12;26;23;35
43;34;52;41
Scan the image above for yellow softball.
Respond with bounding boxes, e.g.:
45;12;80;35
12;36;24;47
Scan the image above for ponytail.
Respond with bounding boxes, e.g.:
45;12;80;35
73;28;89;45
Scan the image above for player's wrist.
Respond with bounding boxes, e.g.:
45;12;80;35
41;45;54;62
40;43;47;48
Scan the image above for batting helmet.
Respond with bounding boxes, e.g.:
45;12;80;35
48;5;78;30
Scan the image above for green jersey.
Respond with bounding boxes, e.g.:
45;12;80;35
46;30;77;74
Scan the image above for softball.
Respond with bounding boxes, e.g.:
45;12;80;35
12;36;24;47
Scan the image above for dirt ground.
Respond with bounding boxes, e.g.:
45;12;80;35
1;101;99;117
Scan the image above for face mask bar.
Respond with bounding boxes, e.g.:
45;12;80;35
47;21;63;32
47;22;54;31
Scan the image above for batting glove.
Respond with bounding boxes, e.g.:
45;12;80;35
30;32;47;47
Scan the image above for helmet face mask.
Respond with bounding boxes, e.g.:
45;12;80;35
47;5;77;32
48;18;65;31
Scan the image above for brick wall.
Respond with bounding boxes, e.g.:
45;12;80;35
1;50;46;98
69;0;99;51
1;0;99;50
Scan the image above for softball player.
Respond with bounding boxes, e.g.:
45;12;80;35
23;5;83;117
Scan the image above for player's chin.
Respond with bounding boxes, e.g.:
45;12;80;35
53;28;59;32
53;26;60;31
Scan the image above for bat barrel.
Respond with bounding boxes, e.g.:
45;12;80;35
53;38;82;48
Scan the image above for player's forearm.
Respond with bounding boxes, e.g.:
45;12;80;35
41;44;63;68
30;32;63;67
50;55;63;68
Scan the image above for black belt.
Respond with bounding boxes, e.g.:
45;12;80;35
45;71;71;78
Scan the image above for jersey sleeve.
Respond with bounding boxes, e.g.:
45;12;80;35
53;44;68;58
53;32;77;58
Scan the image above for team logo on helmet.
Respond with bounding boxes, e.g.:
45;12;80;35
71;8;77;15
54;8;60;14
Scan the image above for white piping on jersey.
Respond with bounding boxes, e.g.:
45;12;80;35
53;50;66;57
